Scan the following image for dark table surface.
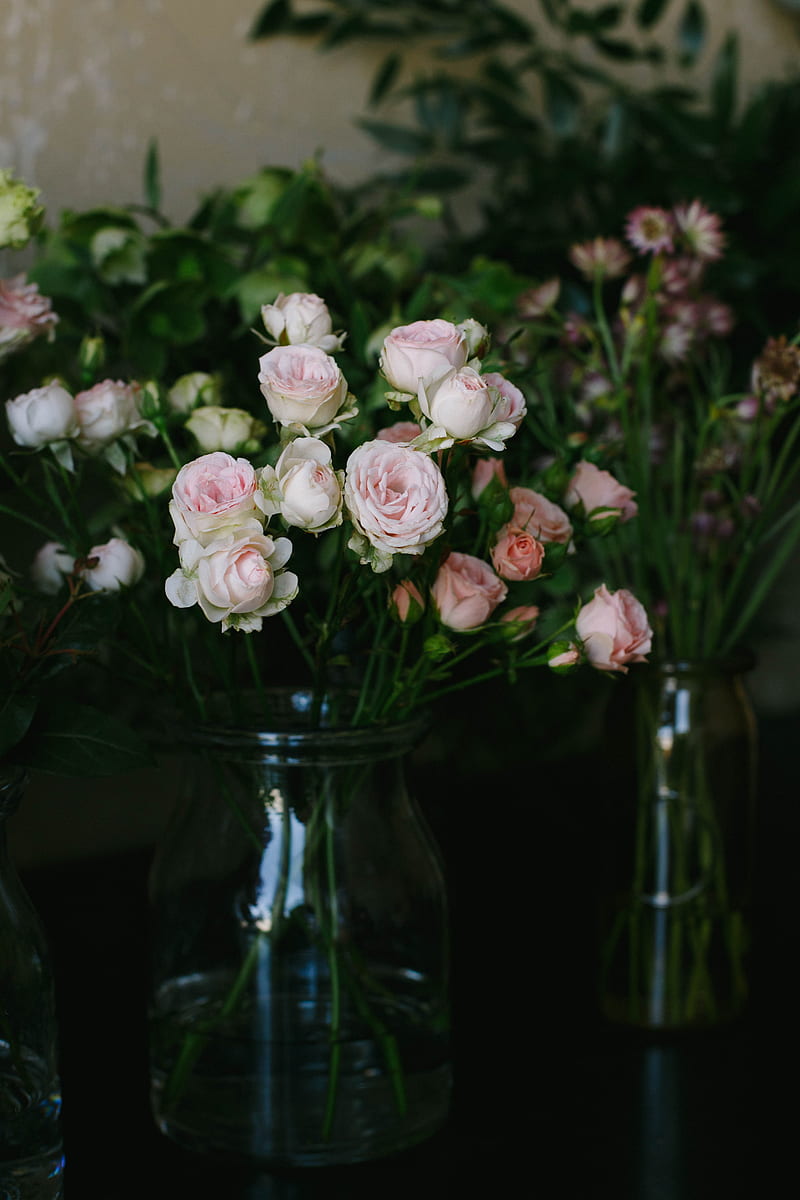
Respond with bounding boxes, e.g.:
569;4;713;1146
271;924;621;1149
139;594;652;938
19;710;798;1200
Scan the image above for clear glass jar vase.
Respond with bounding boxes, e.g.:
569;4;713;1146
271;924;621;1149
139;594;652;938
147;690;451;1168
0;767;65;1199
596;657;757;1031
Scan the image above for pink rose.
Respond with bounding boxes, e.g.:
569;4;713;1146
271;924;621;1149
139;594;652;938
431;552;507;631
344;440;448;572
376;421;422;444
472;457;507;498
258;343;349;430
500;604;540;642
420;366;496;441
74;379;150;449
490;526;545;582
169;451;264;545
165;530;298;633
379;318;468;395
390;579;425;624
260;292;345;352
576;584;652;673
565;460;638;523
481;372;527;430
80;537;145;592
0;275;58;362
509;486;572;544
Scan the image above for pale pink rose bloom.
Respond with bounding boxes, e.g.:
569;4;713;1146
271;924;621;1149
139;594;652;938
379;318;468;395
509;486;572;544
491;526;545;582
260;292;344;352
548;643;581;671
376;421;422;444
471;457;507;498
30;541;75;594
565;460;638;523
258;343;349;430
80;537;145;592
263;436;343;533
344;440;448;569
431;551;507;631
0;275;58;362
166;531;297;633
576;584;652;673
482;371;527;430
169;451;263;545
5;383;78;448
390;579;425;624
74;379;148;449
421;366;495;441
500;604;540;642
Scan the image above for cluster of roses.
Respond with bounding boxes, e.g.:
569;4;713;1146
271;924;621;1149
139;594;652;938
163;291;652;674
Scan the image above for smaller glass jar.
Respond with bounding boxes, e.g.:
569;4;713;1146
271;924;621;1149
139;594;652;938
0;766;65;1199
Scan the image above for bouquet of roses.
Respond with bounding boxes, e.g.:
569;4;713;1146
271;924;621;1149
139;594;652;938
2;253;654;758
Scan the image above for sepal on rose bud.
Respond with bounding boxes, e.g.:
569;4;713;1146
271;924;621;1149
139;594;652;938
547;641;581;673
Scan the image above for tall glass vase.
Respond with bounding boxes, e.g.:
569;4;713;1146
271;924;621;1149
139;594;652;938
597;657;757;1031
148;690;451;1168
0;767;65;1199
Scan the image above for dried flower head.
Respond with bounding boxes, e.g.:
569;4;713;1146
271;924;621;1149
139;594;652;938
568;237;631;281
751;335;800;405
624;206;675;256
673;200;726;262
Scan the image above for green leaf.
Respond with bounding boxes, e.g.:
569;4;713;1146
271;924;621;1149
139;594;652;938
357;118;434;155
542;70;581;137
592;36;639;62
711;31;738;132
0;694;37;758
249;0;294;39
677;0;706;65
370;52;402;106
17;703;154;776
143;138;161;212
566;5;624;36
636;0;670;29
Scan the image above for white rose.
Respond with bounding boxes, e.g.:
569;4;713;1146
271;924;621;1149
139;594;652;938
258;344;350;432
165;530;298;632
419;366;496;441
30;541;76;594
169;452;266;546
185;406;264;453
379;319;468;396
80;538;145;592
261;437;343;533
74;379;151;449
343;439;448;573
167;372;222;414
5;383;78;448
261;292;345;352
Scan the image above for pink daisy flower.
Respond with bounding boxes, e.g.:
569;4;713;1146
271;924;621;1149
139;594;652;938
624;206;675;255
568;237;631;281
673;200;726;261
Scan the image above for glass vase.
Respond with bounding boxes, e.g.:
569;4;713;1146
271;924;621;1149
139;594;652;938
0;767;65;1199
597;657;757;1031
147;690;451;1168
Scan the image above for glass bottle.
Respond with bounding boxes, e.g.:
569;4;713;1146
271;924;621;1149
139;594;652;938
148;689;451;1167
0;766;65;1199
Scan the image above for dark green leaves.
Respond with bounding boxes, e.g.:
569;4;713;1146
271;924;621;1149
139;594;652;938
14;703;154;776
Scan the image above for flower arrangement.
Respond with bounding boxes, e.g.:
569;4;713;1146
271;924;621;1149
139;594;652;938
504;198;800;1027
512;198;800;665
3;260;655;757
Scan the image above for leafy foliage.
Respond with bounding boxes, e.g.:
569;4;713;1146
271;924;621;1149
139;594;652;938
249;0;800;358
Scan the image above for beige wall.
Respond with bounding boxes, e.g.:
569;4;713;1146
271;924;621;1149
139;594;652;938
2;1;800;224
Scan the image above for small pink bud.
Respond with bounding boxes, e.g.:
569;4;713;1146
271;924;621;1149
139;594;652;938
390;579;425;625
